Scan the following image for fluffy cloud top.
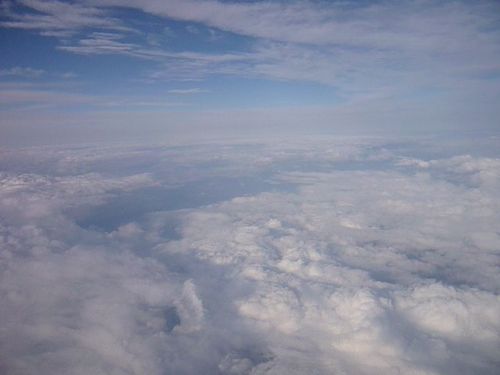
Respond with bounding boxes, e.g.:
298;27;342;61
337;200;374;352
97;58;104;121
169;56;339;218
0;136;499;374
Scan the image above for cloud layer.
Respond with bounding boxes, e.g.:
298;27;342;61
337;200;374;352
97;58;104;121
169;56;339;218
5;0;499;91
1;0;500;137
1;136;499;374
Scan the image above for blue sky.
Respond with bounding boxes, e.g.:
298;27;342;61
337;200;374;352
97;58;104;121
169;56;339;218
1;0;500;144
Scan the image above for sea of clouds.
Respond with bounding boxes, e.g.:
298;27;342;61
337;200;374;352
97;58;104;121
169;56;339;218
1;136;499;374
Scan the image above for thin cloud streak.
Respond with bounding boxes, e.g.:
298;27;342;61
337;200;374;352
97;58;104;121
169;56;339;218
0;0;128;36
4;0;500;89
0;66;45;78
0;84;188;111
1;1;500;140
168;88;209;95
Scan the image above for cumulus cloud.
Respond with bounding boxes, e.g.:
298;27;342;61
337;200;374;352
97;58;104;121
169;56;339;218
0;137;499;374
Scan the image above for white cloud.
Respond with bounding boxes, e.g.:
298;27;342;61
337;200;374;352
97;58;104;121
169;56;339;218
155;140;500;373
2;0;499;137
0;0;127;36
0;86;97;108
89;0;500;87
96;0;498;50
0;82;188;111
0;67;45;78
1;138;499;374
4;0;499;94
168;88;209;95
58;31;136;54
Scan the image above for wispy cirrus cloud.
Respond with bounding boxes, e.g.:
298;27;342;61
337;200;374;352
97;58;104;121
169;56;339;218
1;1;500;137
0;86;97;109
167;88;209;95
0;66;45;78
56;31;137;55
93;0;500;56
0;82;187;111
4;0;499;89
0;0;127;37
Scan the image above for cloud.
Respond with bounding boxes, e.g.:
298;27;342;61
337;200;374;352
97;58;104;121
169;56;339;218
60;71;77;79
1;137;499;374
90;0;500;84
0;67;45;78
0;0;127;36
0;159;245;374
56;31;138;55
0;86;97;109
2;0;499;138
4;0;499;93
185;24;200;35
168;88;209;95
0;82;187;111
156;139;500;373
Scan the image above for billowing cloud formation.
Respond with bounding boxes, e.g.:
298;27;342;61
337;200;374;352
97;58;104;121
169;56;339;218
1;137;499;374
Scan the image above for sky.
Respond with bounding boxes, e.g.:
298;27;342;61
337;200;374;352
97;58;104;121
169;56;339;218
1;0;500;144
1;2;500;375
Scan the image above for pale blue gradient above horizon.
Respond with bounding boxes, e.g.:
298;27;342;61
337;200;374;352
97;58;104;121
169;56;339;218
1;0;500;145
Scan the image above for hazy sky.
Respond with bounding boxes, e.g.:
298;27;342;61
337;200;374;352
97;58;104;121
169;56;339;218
1;0;500;144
